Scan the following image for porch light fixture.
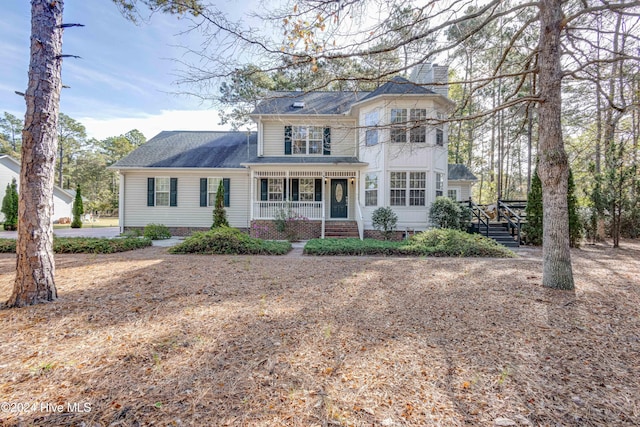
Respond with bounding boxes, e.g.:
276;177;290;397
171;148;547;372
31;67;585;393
351;178;355;184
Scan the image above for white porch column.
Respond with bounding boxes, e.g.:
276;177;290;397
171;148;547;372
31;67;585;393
249;169;255;222
321;172;326;239
285;170;290;201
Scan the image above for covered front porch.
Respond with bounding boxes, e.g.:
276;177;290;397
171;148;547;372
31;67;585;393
248;169;364;239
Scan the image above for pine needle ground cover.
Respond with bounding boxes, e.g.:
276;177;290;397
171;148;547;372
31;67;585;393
0;241;639;426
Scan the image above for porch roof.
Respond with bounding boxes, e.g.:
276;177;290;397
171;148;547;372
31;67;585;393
241;156;367;166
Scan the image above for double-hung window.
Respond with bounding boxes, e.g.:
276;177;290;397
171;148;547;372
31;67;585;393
155;177;170;206
365;110;380;146
147;177;177;207
268;178;284;201
365;173;378;206
410;109;427;143
293;126;323;154
390;109;407;143
298;178;315;201
448;188;458;201
200;177;230;207
390;172;427;206
390;172;407;206
436;173;444;197
409;172;426;206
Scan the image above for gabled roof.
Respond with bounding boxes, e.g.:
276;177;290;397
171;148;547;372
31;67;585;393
448;163;478;181
0;155;74;201
111;131;258;169
251;91;368;115
359;76;438;102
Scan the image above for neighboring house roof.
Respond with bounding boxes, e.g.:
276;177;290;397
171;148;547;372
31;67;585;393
111;131;258;168
0;155;74;202
251;91;368;115
448;163;478;181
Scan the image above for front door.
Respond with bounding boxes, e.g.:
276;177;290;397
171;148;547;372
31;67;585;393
330;179;348;218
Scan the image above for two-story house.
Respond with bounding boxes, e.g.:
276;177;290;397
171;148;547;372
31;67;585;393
112;64;477;238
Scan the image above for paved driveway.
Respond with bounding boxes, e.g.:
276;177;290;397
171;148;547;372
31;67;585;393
0;227;121;239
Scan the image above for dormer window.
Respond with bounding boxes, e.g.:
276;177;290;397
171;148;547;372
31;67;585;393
292;101;305;108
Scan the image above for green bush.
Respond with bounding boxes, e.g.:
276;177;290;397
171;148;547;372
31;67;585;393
1;178;19;231
0;236;152;254
371;206;398;239
212;180;229;228
429;197;465;230
143;224;171;240
304;229;515;258
169;226;291;255
71;185;84;229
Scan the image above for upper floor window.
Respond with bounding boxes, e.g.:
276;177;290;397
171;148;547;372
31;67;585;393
410;109;427;143
293;126;323;154
285;125;330;155
390;109;407;143
436;112;445;146
365;110;380;146
391;108;427;143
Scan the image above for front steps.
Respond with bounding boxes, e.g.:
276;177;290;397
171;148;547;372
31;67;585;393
472;222;520;248
324;221;359;238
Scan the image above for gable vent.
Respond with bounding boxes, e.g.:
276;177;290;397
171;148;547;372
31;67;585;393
292;101;305;108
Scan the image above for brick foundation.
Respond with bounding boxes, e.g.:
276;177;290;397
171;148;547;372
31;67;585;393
250;220;321;241
363;229;407;241
124;226;248;237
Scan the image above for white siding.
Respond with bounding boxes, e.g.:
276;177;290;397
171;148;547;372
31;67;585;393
261;118;356;157
0;157;73;222
122;170;250;228
356;98;450;230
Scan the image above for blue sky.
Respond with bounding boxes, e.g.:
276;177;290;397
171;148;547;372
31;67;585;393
0;1;244;140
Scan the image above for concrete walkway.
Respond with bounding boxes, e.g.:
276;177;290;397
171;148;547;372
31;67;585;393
0;227;121;239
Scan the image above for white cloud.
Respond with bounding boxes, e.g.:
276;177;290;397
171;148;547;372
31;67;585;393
79;109;229;140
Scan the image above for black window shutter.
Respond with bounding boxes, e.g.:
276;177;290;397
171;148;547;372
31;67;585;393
283;178;288;200
223;178;230;207
260;178;268;201
314;178;322;201
284;125;292;155
323;127;331;155
170;178;178;207
291;179;299;201
200;178;207;207
147;178;155;206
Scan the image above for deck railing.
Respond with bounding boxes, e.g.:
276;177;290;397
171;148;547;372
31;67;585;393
253;201;323;220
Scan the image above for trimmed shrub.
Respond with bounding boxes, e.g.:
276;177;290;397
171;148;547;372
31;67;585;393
212;180;229;228
1;178;18;231
169;226;291;255
71;185;84;229
143;223;171;240
0;236;151;254
429;197;464;229
371;206;398;240
304;229;515;258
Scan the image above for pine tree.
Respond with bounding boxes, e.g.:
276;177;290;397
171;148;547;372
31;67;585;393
524;165;543;245
71;184;84;228
1;178;19;231
212;180;229;228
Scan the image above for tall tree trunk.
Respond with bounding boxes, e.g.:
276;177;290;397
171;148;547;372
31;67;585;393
537;0;574;290
7;0;63;307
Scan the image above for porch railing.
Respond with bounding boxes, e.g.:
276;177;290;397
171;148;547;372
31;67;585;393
253;201;323;220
